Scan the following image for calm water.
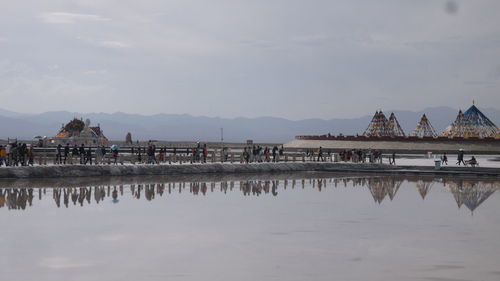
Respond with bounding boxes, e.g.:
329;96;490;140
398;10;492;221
1;173;499;281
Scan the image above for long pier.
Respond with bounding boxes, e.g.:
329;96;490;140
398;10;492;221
0;162;498;179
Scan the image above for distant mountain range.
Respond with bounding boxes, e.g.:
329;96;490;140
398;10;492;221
1;107;499;143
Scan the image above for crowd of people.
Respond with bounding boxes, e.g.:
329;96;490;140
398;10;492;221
0;142;35;166
0;141;483;168
305;148;385;163
242;145;284;163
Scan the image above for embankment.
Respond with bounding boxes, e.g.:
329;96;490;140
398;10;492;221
0;162;499;179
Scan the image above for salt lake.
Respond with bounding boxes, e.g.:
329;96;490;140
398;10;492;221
1;173;499;281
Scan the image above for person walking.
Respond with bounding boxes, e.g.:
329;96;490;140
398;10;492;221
85;147;92;165
389;152;396;165
112;147;119;165
147;145;155;164
5;143;11;166
0;145;6;166
456;150;465;165
317;147;324;162
95;144;102;164
441;152;448;165
27;145;34;166
71;144;79;164
243;147;250;164
101;146;107;164
79;144;86;164
64;143;70;164
137;146;142;163
19;143;27;166
56;144;63;164
272;146;278;162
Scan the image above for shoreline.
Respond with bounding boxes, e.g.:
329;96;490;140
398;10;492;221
0;162;498;179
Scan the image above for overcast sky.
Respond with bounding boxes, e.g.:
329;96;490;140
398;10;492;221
0;0;499;119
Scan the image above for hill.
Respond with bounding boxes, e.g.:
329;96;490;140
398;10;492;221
1;107;498;143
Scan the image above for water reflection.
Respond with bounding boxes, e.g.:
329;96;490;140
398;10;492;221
448;181;497;214
0;175;498;214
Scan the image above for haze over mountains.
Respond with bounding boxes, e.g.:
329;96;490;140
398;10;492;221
1;107;499;143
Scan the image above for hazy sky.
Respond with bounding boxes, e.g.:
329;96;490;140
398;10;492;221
1;0;499;119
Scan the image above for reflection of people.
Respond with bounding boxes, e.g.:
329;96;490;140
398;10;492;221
112;187;119;203
272;180;278;196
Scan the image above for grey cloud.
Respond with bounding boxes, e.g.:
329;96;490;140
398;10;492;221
0;0;499;120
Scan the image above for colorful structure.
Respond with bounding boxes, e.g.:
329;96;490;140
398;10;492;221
387;113;406;137
363;111;390;137
441;104;498;138
53;118;108;145
410;114;437;137
363;111;409;137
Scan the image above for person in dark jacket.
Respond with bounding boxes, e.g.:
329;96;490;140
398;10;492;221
79;144;86;164
64;143;70;164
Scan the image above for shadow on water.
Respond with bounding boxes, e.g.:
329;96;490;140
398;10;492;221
0;172;498;213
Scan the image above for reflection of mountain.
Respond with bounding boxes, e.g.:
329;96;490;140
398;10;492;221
1;175;498;212
366;177;403;204
448;181;497;214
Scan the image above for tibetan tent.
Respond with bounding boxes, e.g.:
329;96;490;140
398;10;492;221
410;114;437;137
387;112;406;137
441;104;498;138
363;111;391;137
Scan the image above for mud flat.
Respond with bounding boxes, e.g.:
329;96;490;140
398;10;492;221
0;162;499;179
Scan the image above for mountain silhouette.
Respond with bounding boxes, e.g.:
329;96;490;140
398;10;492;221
1;107;498;143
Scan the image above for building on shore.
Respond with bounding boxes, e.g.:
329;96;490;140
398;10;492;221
52;118;108;145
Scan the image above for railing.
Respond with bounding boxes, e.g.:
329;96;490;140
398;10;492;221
0;146;388;166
